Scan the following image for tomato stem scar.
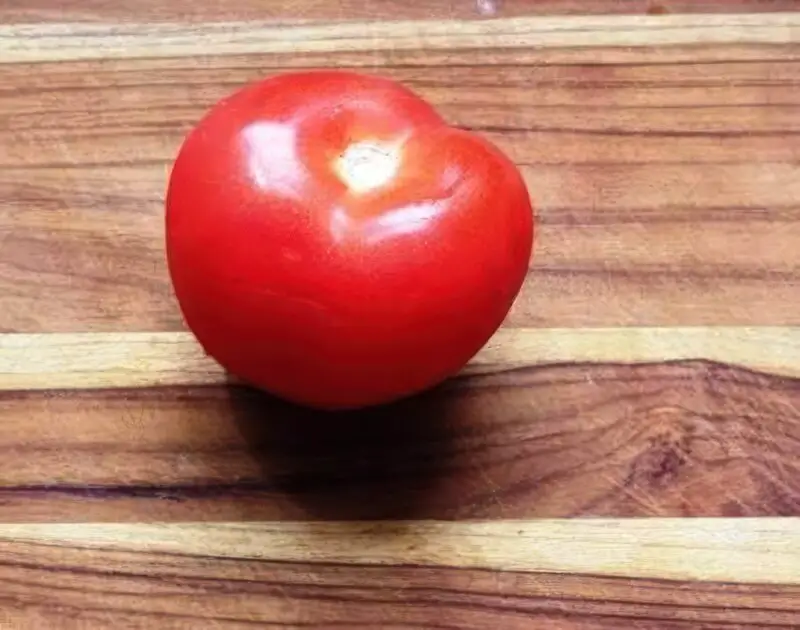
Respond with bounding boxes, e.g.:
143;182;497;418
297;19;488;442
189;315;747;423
336;142;399;193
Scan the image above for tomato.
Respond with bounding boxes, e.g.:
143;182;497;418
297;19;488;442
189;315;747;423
165;70;534;410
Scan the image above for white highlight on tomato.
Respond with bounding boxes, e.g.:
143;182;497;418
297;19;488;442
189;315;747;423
242;121;302;198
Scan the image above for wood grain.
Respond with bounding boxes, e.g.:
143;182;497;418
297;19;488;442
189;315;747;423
2;338;800;521
2;33;800;331
4;327;800;390
0;520;798;628
2;519;800;583
2;14;799;64
3;0;800;24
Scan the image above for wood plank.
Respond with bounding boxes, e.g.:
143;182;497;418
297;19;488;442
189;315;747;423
0;520;798;628
3;0;799;25
4;327;800;390
2;46;799;332
2;519;800;583
2;14;798;64
1;331;799;521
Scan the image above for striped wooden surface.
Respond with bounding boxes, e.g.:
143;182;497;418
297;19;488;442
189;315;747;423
1;1;800;627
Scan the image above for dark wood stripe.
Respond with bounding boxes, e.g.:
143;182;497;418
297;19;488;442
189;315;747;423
1;360;799;522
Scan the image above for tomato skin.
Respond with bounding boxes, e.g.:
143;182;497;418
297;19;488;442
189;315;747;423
166;70;534;410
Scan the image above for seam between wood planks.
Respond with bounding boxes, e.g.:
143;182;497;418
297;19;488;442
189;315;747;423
0;519;797;584
0;14;798;64
1;327;799;390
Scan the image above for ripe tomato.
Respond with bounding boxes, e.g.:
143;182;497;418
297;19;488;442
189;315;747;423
166;70;534;410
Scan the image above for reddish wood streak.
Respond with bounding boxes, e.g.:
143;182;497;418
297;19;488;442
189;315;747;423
2;0;798;23
0;540;799;628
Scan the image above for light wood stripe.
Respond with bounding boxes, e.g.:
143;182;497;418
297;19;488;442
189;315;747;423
0;519;797;584
1;14;798;64
2;327;799;390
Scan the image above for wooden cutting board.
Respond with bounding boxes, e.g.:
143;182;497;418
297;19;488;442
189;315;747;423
1;1;800;627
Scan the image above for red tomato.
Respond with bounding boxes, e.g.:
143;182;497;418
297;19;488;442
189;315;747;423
166;70;534;410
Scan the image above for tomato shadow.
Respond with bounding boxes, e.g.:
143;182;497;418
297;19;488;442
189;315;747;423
226;380;466;521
